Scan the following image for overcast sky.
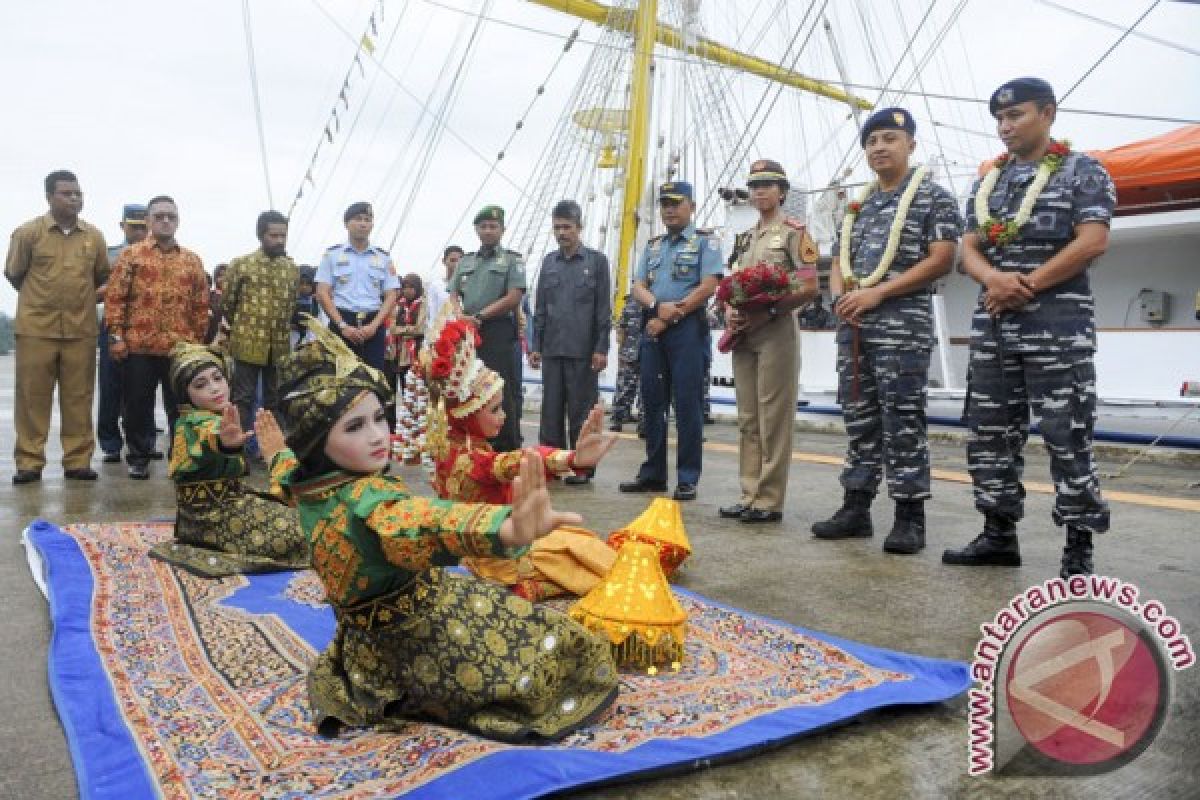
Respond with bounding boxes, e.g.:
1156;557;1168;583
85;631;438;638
1;0;1197;316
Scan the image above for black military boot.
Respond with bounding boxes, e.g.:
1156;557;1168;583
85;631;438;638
942;515;1021;567
883;500;925;555
1059;527;1094;579
812;490;874;539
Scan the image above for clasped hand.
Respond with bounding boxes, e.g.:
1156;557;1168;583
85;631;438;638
983;271;1037;316
835;287;884;327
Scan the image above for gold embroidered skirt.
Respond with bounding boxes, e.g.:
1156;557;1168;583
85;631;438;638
309;568;619;743
149;479;310;577
462;526;617;601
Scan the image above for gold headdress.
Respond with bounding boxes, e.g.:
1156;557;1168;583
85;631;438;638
606;498;692;578
418;305;504;459
569;540;688;670
168;342;231;405
275;315;392;457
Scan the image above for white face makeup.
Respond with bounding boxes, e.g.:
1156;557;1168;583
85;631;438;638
324;392;391;474
186;366;230;412
475;393;506;439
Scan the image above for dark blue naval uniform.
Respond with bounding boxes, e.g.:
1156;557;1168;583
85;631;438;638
634;224;723;487
964;152;1115;533
833;167;962;500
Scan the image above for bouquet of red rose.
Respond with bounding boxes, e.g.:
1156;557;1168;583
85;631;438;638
715;262;800;353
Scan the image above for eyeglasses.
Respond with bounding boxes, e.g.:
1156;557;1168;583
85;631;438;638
151;212;178;221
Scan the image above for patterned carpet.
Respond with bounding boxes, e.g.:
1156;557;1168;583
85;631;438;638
26;520;969;799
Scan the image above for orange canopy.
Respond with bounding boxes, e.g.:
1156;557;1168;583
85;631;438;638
978;125;1200;216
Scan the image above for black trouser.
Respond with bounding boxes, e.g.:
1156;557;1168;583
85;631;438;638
476;316;522;452
334;308;388;372
232;359;279;443
539;356;596;451
121;353;176;467
96;321;124;455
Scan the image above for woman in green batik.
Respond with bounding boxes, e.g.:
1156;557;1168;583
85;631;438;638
148;343;309;577
260;318;618;743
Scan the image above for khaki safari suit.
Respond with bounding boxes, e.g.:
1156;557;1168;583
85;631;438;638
731;219;818;513
5;213;109;471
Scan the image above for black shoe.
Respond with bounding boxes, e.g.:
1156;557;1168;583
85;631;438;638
1059;527;1094;579
12;469;42;485
719;503;750;519
942;515;1021;567
609;421;624;433
883;501;926;554
673;483;697;502
150;450;165;461
563;473;592;485
128;464;150;480
65;467;99;481
812;490;874;539
619;477;667;493
703;415;715;425
102;452;121;464
741;509;782;524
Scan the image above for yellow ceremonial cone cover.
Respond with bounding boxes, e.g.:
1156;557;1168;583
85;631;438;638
607;497;691;577
569;540;687;670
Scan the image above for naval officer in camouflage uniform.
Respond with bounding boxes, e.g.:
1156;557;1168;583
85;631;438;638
609;295;642;431
943;78;1114;579
719;160;819;524
618;181;723;502
452;205;527;451
315;202;399;373
813;109;962;553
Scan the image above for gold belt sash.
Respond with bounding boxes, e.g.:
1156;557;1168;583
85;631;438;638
176;478;242;505
335;575;425;631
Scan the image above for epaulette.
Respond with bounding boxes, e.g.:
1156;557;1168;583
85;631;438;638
504;248;524;258
783;217;806;231
648;233;666;243
375;245;390;255
696;227;714;236
325;243;342;251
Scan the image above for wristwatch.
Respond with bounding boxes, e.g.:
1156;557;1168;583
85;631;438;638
108;333;123;344
649;298;659;316
768;304;779;321
331;319;343;331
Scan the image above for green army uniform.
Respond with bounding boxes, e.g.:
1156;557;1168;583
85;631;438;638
453;229;527;451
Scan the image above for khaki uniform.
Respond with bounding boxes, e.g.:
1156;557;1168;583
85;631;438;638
4;213;109;471
730;218;817;512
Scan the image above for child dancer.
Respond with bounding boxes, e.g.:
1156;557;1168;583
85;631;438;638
149;342;308;577
420;315;618;601
265;319;617;742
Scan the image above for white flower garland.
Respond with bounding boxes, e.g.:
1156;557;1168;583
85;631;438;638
975;141;1070;247
839;165;929;289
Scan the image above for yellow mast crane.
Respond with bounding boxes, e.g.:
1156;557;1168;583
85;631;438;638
528;0;874;318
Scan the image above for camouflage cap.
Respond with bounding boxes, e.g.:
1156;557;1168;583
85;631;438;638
989;77;1055;116
859;107;916;147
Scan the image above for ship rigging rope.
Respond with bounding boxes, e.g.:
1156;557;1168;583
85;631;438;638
383;0;493;250
417;0;1200;126
292;7;412;250
1060;1;1160;103
304;0;530;195
433;24;585;257
698;0;828;221
241;0;275;207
